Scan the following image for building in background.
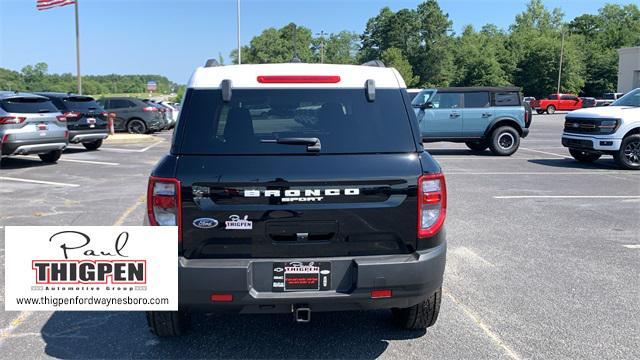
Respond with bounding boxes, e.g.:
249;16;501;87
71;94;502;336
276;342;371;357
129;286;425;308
617;47;640;94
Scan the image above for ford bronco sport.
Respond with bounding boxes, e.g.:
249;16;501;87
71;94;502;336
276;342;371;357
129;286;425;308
412;87;531;156
145;60;447;336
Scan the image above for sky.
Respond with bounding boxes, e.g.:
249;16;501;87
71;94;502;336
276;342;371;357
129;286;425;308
0;0;634;84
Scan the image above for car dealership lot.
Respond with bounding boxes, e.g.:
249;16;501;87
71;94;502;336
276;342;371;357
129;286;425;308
0;114;638;359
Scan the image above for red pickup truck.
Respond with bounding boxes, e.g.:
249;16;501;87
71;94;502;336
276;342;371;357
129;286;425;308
531;93;583;114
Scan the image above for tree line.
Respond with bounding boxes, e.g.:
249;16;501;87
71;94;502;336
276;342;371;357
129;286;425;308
231;0;640;98
0;63;178;96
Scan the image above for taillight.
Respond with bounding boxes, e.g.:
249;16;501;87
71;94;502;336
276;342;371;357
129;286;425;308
417;173;447;238
142;106;157;112
64;130;69;138
57;115;67;122
257;75;341;83
108;112;116;119
0;116;26;124
147;176;182;241
524;110;529;126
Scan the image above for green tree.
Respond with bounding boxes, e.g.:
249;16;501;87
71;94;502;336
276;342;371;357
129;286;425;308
231;23;313;64
381;47;418;86
452;25;511;87
316;31;360;64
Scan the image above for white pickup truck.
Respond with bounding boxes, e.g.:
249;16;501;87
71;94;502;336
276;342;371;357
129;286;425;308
562;88;640;170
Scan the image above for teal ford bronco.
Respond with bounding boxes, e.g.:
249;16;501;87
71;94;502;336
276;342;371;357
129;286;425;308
411;87;531;156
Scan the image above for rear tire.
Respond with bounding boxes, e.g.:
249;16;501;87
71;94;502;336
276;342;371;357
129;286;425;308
614;134;640;170
82;139;102;151
38;150;62;163
546;105;556;114
392;287;441;330
489;126;520;156
465;140;488;151
536;110;544;114
146;310;190;337
569;148;601;163
127;119;147;134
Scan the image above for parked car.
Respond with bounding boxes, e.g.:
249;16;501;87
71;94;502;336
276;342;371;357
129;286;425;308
595;92;625;107
530;93;583;114
142;99;170;130
157;101;179;129
35;92;108;150
562;87;640;170
0;91;67;162
406;88;423;101
144;60;446;336
523;96;536;104
97;97;163;134
580;97;597;108
412;87;530;156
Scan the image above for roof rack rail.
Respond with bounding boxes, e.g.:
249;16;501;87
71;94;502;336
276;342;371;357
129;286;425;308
361;60;385;67
204;59;221;67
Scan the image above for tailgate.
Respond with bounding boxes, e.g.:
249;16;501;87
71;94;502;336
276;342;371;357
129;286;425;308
178;154;422;259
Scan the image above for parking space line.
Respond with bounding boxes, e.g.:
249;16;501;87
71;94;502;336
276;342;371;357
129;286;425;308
444;289;521;360
0;311;33;347
0;177;79;187
622;245;640;249
520;147;569;158
24;156;119;166
113;195;146;226
494;195;640;199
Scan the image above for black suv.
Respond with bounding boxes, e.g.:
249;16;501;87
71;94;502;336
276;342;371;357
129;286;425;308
145;62;447;336
36;93;109;150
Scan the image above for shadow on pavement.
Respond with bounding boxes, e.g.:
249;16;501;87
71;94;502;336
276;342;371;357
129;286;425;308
424;149;495;156
42;310;425;359
527;158;620;170
0;157;57;170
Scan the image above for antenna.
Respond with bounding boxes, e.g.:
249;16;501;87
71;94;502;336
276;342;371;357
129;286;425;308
316;30;327;63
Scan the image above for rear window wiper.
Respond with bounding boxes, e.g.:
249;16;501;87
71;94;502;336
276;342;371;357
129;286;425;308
261;137;321;152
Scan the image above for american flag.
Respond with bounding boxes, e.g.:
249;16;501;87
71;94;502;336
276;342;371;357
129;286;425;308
36;0;76;11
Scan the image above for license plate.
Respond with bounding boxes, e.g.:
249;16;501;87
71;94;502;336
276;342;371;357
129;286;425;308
87;118;96;124
272;261;331;292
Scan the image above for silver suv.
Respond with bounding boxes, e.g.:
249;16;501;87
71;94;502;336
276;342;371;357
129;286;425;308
0;92;68;163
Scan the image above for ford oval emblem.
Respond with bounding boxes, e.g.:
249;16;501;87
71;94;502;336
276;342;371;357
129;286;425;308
192;218;218;229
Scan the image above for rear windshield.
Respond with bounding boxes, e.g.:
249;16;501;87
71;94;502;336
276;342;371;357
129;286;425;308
63;96;102;111
0;97;58;113
179;89;416;155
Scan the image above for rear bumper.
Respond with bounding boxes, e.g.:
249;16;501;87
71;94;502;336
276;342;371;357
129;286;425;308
522;128;530;138
179;242;446;313
1;138;67;155
69;130;109;143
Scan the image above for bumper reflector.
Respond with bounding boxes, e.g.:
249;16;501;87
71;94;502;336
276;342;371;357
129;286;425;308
370;289;392;299
210;293;233;302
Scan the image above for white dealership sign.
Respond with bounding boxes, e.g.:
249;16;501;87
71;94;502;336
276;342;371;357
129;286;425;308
5;226;177;311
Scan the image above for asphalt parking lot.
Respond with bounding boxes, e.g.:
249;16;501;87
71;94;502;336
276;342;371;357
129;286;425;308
0;114;638;359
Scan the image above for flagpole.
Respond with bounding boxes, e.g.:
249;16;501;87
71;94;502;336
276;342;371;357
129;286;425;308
74;0;81;94
237;0;241;64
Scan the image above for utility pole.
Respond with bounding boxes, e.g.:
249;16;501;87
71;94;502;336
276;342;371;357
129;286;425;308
316;30;327;63
74;0;81;94
557;28;565;95
291;24;301;62
236;0;241;64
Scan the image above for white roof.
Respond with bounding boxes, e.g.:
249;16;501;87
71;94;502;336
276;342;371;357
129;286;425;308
187;63;406;89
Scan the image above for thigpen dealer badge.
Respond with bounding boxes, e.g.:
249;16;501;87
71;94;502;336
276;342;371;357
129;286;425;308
4;226;178;311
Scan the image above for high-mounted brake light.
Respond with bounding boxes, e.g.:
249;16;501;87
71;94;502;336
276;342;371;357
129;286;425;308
417;173;447;238
147;176;182;241
0;116;26;125
257;75;341;84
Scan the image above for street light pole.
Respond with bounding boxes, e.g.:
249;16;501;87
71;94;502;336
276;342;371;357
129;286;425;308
236;0;241;64
316;30;327;64
557;29;564;95
74;0;81;94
